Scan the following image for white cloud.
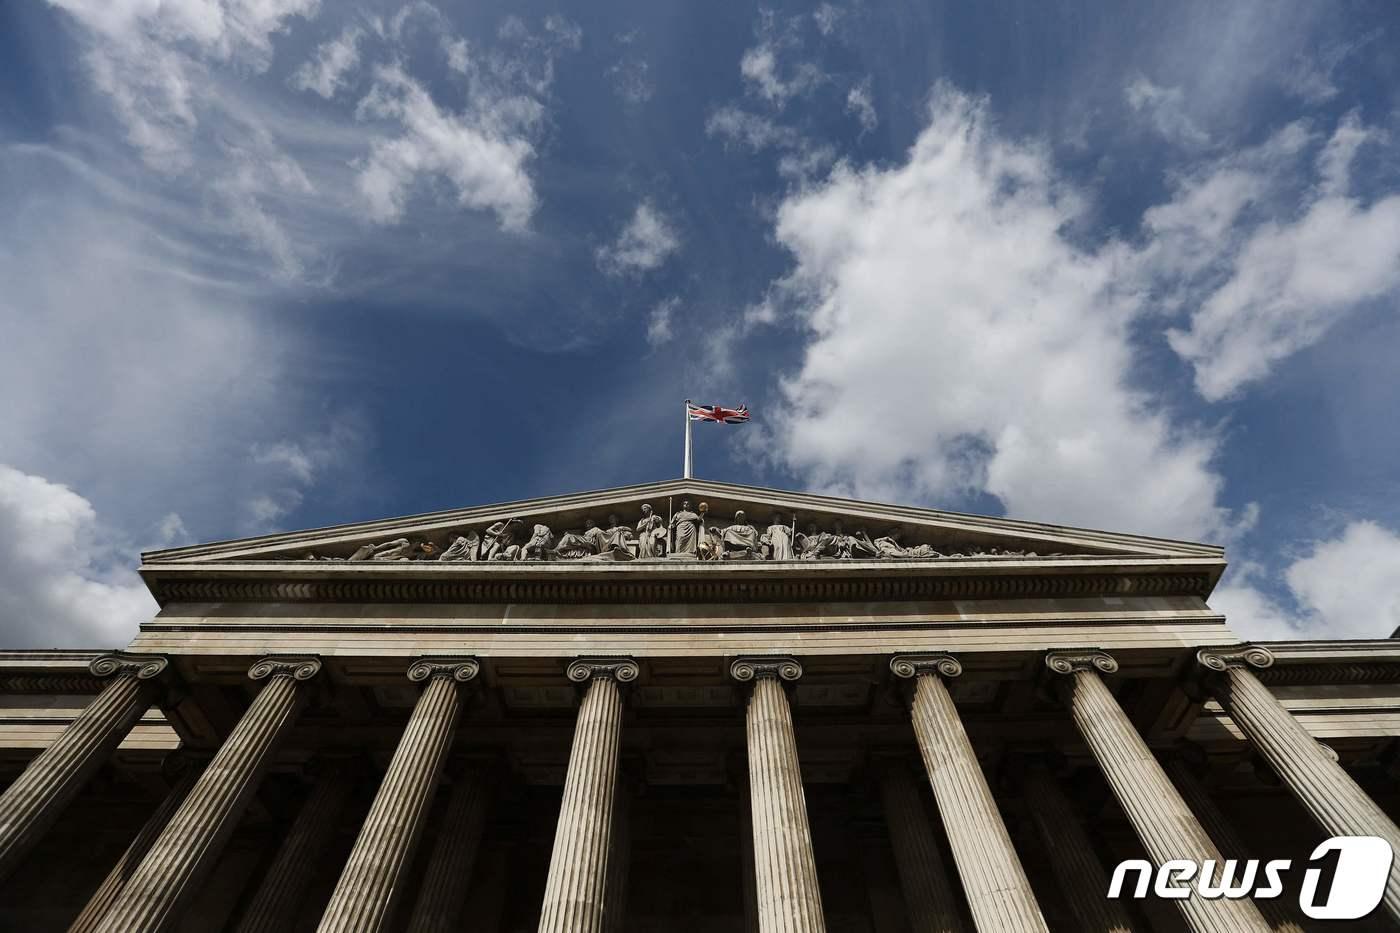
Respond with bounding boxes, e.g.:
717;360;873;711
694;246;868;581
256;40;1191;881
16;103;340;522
846;79;877;133
647;297;679;347
243;417;367;532
596;200;681;276
813;4;843;36
740;43;822;106
1125;76;1211;148
292;25;363;98
1214;521;1400;640
0;465;154;648
49;0;320;169
761;86;1243;542
355;64;540;230
1159;115;1400;400
608;56;653;105
1286;521;1400;638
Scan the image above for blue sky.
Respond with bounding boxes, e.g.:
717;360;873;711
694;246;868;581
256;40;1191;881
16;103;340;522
2;0;1399;647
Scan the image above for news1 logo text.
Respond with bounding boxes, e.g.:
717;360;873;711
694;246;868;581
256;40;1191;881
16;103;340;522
1108;836;1393;920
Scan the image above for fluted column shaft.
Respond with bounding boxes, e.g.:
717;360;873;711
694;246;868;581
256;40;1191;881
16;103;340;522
732;657;825;933
67;764;199;933
892;656;1047;932
1162;758;1305;933
0;654;167;880
319;659;479;933
1047;651;1269;933
538;658;636;933
93;656;321;933
236;770;354;933
405;770;488;933
1021;763;1135;933
879;766;965;933
1201;648;1400;924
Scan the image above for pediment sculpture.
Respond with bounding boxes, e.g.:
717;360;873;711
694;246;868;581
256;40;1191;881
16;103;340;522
303;500;1066;564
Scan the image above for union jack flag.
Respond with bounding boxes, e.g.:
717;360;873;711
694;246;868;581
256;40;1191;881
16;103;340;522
688;403;750;424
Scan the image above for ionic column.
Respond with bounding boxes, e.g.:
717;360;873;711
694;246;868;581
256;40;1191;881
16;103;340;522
1197;646;1400;924
1020;759;1135;933
890;654;1047;933
319;658;480;933
93;656;322;933
67;757;201;933
538;657;638;933
1044;650;1269;933
1162;755;1305;933
730;656;825;933
878;763;965;933
235;762;356;933
404;767;489;933
0;653;169;880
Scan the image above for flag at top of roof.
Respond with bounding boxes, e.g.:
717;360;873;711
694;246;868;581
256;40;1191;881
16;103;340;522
687;403;750;424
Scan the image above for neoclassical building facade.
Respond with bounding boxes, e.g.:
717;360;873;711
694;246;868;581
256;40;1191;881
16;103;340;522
0;478;1397;931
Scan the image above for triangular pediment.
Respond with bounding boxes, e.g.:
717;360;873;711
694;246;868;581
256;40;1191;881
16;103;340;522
143;478;1222;565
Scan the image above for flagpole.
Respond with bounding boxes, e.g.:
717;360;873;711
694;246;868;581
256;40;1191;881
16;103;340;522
683;398;693;479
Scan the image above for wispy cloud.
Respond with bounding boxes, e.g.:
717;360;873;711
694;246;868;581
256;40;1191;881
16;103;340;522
596;200;681;276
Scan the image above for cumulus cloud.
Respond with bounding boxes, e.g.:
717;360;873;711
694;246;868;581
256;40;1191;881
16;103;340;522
1215;521;1400;640
596;200;681;276
1156;114;1400;400
292;25;363;98
761;86;1243;541
355;64;540;230
0;465;154;648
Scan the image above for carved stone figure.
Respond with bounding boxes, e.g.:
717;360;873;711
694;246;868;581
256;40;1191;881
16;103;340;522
482;519;523;561
583;519;608;555
636;504;666;559
762;514;796;560
518;524;554;560
439;531;481;561
602;514;635;555
347;538;432;561
669;499;702;557
720;510;760;560
553;520;600;560
848;527;880;560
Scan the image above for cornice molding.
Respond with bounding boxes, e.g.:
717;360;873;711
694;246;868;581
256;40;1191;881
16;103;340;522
1044;649;1120;676
141;566;1215;607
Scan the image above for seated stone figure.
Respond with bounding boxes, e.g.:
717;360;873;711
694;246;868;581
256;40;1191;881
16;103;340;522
438;531;481;561
518;524;555;560
720;510;761;559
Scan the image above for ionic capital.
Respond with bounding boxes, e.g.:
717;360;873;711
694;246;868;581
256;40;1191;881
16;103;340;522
248;656;323;682
1044;649;1119;676
407;658;480;684
890;653;962;680
1196;645;1275;673
566;657;640;684
729;656;803;683
89;653;169;681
